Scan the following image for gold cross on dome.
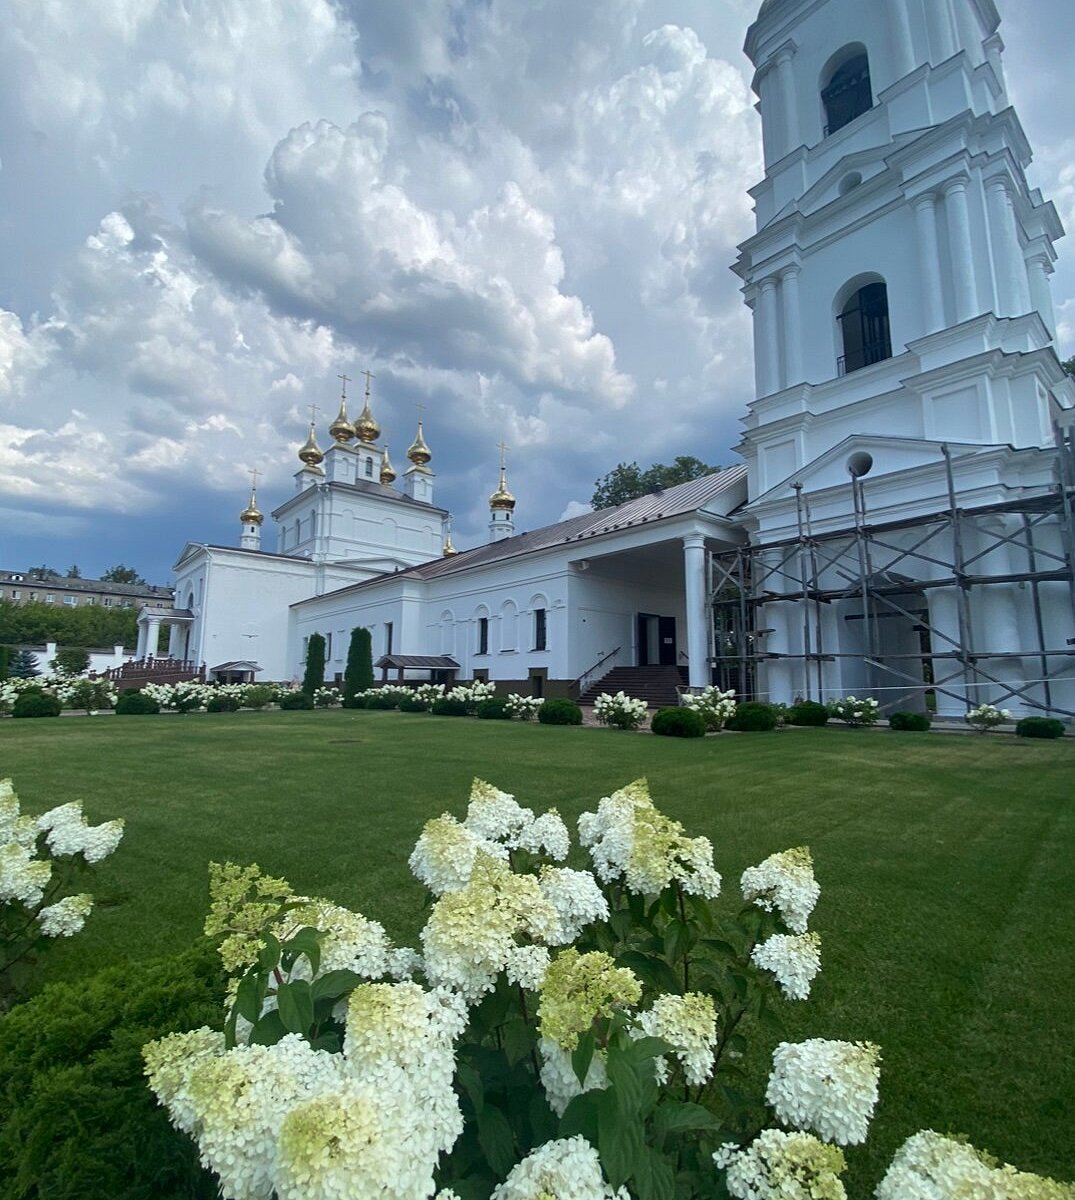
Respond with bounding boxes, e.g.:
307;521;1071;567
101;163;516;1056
337;373;351;398
362;368;376;396
497;440;508;469
248;467;261;490
307;402;320;423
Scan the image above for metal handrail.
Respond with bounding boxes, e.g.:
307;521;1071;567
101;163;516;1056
571;645;623;698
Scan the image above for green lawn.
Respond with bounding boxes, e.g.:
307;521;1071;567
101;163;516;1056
2;711;1072;1194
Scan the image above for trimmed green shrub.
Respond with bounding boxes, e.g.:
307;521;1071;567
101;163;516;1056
302;633;326;697
786;700;829;727
431;696;469;717
0;644;10;680
538;698;583;726
51;646;90;676
12;691;61;718
1015;716;1066;739
398;696;429;713
651;706;706;738
476;697;511;720
343;627;374;707
206;693;241;713
889;711;931;732
367;693;400;710
0;941;223;1200
114;690;160;716
726;702;779;732
278;691;314;711
346;692;370;710
243;685;274;710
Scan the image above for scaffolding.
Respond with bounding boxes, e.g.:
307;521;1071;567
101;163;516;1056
709;428;1075;717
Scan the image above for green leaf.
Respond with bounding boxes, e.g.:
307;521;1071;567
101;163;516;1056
501;1018;534;1067
282;927;322;976
616;950;683;996
456;1062;485;1115
626;1036;673;1064
234;970;266;1024
476;1103;516;1179
652;1101;722;1136
597;1089;644;1188
310;969;362;1004
309;1031;342;1052
663;919;696;964
559;1092;600;1144
528;1091;558;1146
572;1030;596;1086
276;979;314;1035
606;1043;643;1118
257;932;281;971
633;1146;676;1200
248;1008;287;1046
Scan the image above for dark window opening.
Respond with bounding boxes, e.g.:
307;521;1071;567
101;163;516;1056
385;622;394;655
822;51;872;136
838;282;892;374
477;617;489;655
534;608;547;651
530;672;545;698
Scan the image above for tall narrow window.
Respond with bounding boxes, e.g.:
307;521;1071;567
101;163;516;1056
385;622;394;655
534;608;547;651
838;281;892;374
821;47;872;135
478;617;489;655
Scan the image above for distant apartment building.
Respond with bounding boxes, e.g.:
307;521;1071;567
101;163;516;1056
0;570;175;612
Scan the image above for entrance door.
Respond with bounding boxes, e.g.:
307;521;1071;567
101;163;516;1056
637;613;678;666
657;616;677;666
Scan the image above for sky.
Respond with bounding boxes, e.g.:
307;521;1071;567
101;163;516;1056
0;0;1072;584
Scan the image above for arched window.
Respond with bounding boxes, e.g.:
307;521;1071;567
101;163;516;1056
821;45;872;136
837;279;892;374
500;600;518;652
365;457;373;478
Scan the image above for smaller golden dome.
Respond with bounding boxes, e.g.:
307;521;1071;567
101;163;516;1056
407;420;432;466
328;395;355;443
298;422;324;467
354;399;380;443
489;464;515;511
380;445;397;486
442;530;458;557
240;486;263;525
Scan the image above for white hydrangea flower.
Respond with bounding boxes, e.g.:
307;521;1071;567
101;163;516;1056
384;947;423;979
505;944;552;990
538;1037;609;1118
876;1131;997;1199
0;841;52;907
577;780;721;898
409;812;508;896
635;992;718;1086
518;809;571;861
741;847;819;934
464;780;536;844
37;892;94;937
716;1129;847;1200
751;932;822;1001
143;1026;228;1135
283;901;393;979
0;779;39;849
766;1039;881;1146
36;801;124;863
538;867;609;945
491;1135;628;1199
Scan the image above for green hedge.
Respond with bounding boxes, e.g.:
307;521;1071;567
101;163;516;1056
12;692;62;719
537;698;582;726
726;702;779;732
367;693;400;710
278;691;314;711
786;700;829;727
1015;716;1066;739
650;706;706;738
0;941;224;1200
114;691;160;716
398;696;429;713
206;694;241;713
889;711;931;732
476;697;511;720
431;697;468;717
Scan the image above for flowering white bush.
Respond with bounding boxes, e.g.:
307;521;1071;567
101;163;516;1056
826;695;880;726
966;703;1012;733
683;686;738;731
0;777;123;1004
504;693;543;721
593;690;649;731
312;685;341;708
714;1130;848;1200
447;680;497;713
0;673;117;714
416;683;447;706
765;1039;880;1146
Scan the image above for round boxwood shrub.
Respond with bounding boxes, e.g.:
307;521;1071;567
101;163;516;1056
114;689;160;716
12;691;62;719
889;710;931;732
1015;716;1066;739
476;697;511;720
278;691;314;711
346;692;370;709
538;698;583;726
431;696;469;717
726;702;779;732
206;693;241;713
651;706;706;738
0;940;223;1200
243;684;275;710
786;700;829;727
367;693;400;710
398;695;429;713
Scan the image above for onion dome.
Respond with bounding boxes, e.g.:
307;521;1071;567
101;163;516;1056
442;528;459;557
328;395;355;443
407;420;432;466
489;463;516;512
380;444;397;486
354;398;380;443
298;422;324;468
240;485;263;526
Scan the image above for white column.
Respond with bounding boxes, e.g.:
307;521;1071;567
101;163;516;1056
167;622;181;658
756;276;781;397
775;48;798;157
781;266;803;386
683;534;709;690
888;0;916;79
1027;255;1056;337
943;178;978;324
985;177;1031;318
926;0;958;62
135;620;147;659
146;617;162;659
912;193;945;334
757;69;777;168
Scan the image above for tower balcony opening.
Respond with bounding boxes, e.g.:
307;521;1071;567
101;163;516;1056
836;279;892;375
821;45;873;136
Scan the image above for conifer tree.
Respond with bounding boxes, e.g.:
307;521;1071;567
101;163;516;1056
342;627;374;707
8;649;40;679
302;633;326;696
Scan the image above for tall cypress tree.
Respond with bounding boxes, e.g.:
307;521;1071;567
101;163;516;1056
302;633;326;696
343;627;374;707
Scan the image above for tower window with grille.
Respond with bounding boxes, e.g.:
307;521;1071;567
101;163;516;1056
822;50;872;135
838;282;892;374
478;617;489;655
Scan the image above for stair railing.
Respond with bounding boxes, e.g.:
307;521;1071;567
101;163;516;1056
570;646;623;699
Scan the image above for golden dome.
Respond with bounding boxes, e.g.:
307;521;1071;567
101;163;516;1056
354;398;380;443
489;464;515;512
407;420;432;466
442;529;458;557
379;445;397;486
240;486;263;525
328;395;355;443
298;422;324;468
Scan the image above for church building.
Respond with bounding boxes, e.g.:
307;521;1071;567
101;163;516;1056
152;0;1075;718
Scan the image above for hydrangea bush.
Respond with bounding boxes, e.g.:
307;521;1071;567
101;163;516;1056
826;696;881;727
682;687;738;732
312;686;341;708
143;778;1068;1200
593;691;649;731
505;694;543;721
966;703;1012;733
0;778;124;1006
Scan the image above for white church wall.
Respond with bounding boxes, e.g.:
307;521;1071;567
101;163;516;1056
569;572;688;676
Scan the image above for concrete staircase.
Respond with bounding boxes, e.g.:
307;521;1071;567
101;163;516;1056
579;665;688;708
